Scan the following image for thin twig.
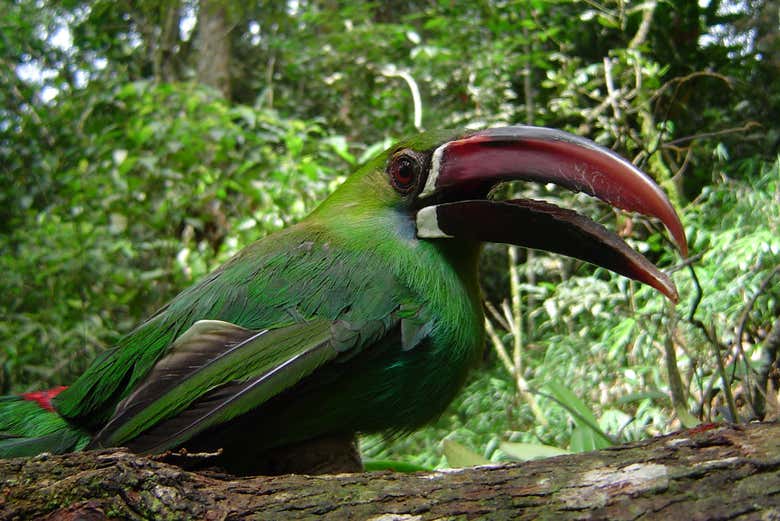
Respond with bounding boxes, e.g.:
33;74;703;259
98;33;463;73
508;246;524;378
666;144;694;187
381;66;423;131
662;122;762;147
754;315;780;419
735;265;780;415
485;300;510;333
603;57;622;122
485;315;515;377
686;264;740;421
649;71;733;103
628;0;656;49
666;252;704;274
663;313;697;427
737;265;780;353
484;316;548;427
649;71;733;160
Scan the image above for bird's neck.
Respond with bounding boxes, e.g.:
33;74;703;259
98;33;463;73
311;207;485;348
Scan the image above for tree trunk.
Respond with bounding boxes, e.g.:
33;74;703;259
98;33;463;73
2;423;779;520
195;0;232;99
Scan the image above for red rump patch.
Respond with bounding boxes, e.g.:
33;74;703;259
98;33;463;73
21;386;68;412
686;422;720;435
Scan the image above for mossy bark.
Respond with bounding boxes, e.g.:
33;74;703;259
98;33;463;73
2;423;780;520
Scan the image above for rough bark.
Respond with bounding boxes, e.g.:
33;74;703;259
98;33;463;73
195;0;232;99
2;423;779;520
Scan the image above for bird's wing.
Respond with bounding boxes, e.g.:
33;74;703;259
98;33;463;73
0;397;90;457
89;314;396;453
53;228;422;441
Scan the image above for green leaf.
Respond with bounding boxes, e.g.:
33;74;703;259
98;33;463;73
570;425;610;452
609;317;636;355
545;380;613;450
545;380;599;426
362;460;432;473
323;135;355;165
233;106;257;128
499;442;570;461
442;439;490;467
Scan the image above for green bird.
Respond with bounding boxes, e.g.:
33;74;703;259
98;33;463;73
0;126;686;473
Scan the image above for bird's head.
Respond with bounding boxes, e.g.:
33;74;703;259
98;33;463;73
315;126;687;301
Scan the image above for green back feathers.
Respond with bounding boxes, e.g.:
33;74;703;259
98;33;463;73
0;397;89;457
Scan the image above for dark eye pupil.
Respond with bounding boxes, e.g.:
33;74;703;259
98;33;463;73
397;159;413;182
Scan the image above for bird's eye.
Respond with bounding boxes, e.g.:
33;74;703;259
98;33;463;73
389;152;420;194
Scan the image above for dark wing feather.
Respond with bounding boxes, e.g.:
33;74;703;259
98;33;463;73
0;430;85;458
91;318;339;450
92;320;268;446
125;329;337;453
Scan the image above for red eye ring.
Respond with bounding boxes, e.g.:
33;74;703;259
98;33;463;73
389;152;420;194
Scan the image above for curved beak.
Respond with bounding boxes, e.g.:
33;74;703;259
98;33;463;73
415;126;687;302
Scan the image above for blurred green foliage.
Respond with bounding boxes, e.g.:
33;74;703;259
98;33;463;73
2;0;778;468
1;81;349;389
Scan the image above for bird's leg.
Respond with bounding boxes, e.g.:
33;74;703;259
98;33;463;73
258;432;363;475
196;432;365;476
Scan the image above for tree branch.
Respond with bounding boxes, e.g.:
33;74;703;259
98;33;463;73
2;423;780;519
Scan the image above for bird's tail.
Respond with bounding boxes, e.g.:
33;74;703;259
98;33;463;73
0;386;90;458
